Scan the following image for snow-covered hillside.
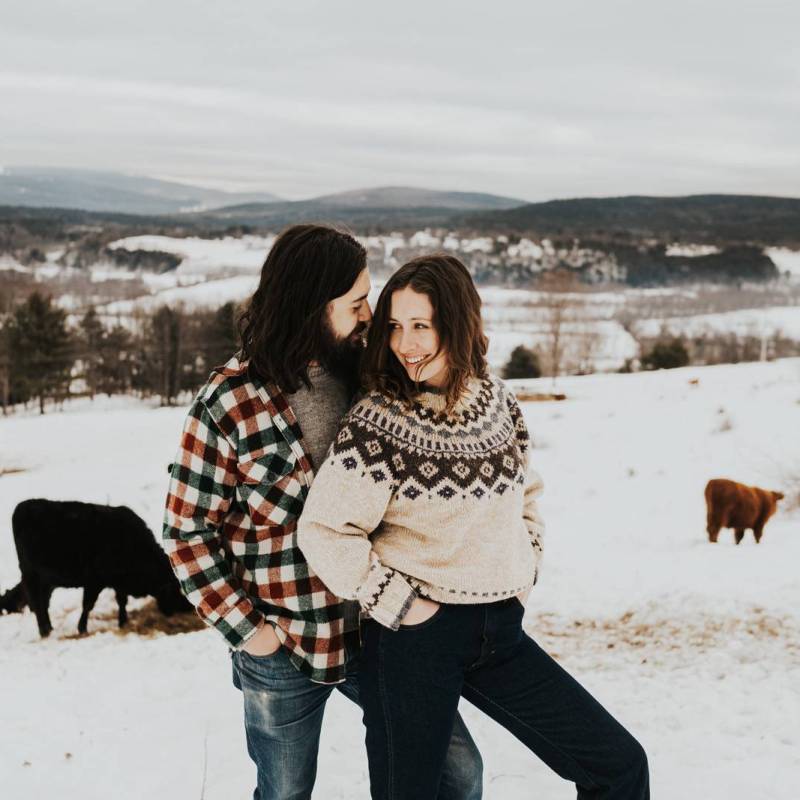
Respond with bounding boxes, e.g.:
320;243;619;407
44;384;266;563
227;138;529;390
101;274;260;315
1;361;798;800
108;234;277;275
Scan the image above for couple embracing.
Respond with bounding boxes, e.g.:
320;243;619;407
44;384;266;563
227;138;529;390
163;224;649;800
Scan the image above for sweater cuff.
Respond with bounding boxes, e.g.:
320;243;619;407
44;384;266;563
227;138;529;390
358;563;417;631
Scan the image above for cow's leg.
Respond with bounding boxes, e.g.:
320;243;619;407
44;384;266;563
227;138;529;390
115;589;129;628
734;529;745;545
706;500;722;542
23;573;53;638
78;585;102;634
38;585;54;637
753;526;764;544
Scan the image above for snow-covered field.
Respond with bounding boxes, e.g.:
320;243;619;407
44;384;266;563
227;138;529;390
1;360;799;799
767;248;800;279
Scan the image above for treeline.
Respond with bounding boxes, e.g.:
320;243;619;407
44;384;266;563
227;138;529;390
608;243;778;286
0;293;239;414
501;331;800;382
60;242;183;272
634;330;800;369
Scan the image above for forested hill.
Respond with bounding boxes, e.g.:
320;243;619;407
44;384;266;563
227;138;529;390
462;195;800;246
3;194;799;247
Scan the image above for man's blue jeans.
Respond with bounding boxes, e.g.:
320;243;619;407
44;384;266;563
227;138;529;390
231;646;483;800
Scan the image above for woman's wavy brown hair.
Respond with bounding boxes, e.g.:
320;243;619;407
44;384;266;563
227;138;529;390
361;253;488;412
237;223;366;392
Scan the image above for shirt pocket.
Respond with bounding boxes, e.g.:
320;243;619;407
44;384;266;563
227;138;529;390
236;442;301;525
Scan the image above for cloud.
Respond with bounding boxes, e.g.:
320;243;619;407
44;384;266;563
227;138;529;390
1;1;798;199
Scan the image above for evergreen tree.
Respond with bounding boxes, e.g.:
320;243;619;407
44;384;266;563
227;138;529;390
148;306;182;405
172;303;240;394
0;321;10;414
80;305;104;399
641;338;690;370
502;345;542;379
6;292;74;413
210;301;240;367
97;325;136;396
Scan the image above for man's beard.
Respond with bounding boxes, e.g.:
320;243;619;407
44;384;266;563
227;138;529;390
317;318;367;394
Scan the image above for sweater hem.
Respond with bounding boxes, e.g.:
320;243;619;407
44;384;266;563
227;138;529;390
408;577;535;605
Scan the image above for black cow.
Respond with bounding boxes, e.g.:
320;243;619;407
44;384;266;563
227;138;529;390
10;498;191;637
0;582;27;614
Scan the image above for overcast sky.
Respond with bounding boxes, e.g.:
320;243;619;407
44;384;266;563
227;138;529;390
1;0;798;201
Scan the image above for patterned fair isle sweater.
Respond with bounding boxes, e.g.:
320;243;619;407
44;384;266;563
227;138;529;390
297;373;545;630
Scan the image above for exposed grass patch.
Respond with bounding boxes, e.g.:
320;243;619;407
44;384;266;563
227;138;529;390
0;467;28;477
48;598;204;640
531;607;800;666
515;391;567;402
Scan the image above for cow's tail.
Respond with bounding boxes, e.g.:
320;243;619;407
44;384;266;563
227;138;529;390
0;582;27;614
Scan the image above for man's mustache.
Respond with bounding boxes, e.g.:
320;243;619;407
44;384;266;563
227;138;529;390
350;320;370;346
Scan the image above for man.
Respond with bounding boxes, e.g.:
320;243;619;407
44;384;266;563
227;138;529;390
163;224;482;800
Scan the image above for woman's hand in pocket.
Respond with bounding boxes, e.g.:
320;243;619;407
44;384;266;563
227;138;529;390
400;596;440;626
242;621;281;656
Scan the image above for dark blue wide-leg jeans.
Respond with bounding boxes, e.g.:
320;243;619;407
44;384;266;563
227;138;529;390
359;598;649;800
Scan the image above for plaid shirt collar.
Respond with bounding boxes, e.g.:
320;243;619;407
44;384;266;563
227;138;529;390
222;357;317;485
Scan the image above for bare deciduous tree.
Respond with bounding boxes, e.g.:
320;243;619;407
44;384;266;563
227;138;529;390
537;269;583;387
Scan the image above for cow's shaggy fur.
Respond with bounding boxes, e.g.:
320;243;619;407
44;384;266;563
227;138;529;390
705;479;784;545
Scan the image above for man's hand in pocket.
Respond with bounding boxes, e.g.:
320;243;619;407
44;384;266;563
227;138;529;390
242;621;282;656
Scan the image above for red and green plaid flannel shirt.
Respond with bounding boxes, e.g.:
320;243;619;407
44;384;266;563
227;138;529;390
163;356;354;684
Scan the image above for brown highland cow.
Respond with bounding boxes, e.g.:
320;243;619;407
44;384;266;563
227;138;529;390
705;478;784;545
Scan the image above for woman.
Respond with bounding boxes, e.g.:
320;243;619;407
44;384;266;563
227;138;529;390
297;254;649;799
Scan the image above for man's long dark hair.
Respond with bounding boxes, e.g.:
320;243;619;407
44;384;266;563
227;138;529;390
237;224;367;392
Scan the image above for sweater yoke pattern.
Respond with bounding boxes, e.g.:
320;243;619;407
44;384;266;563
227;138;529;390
329;377;530;502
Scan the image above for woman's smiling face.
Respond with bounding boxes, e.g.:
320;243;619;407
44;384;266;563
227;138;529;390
388;286;449;387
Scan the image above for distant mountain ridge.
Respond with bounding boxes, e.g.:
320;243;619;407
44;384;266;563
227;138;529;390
201;186;526;228
0;167;282;215
0;172;527;226
309;186;525;210
463;194;800;246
